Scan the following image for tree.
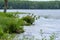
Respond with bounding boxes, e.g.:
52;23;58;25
4;0;8;13
4;0;29;13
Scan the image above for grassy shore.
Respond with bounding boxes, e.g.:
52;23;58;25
0;12;56;40
0;12;36;40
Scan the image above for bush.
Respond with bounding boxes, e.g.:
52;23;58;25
0;12;24;34
0;12;37;40
0;26;4;38
3;18;24;34
17;19;26;26
5;12;19;18
22;15;35;24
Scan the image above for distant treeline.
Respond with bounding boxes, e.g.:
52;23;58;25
0;1;60;9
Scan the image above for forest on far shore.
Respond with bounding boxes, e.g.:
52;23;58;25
0;1;60;9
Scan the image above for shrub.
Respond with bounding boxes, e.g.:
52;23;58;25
0;12;26;40
17;19;26;26
0;33;15;40
5;13;15;18
3;18;24;34
0;12;37;40
22;15;35;24
0;25;4;38
0;12;24;34
0;12;19;18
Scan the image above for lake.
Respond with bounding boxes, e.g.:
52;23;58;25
0;9;60;40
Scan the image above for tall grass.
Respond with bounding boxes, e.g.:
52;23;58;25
0;12;56;40
0;12;25;40
0;12;37;40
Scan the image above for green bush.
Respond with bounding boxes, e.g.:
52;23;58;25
5;12;19;18
0;33;15;40
0;12;19;18
22;15;35;24
0;12;37;40
3;18;24;34
17;19;26;26
0;26;4;38
0;12;24;34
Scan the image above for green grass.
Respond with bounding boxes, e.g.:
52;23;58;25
22;15;35;25
0;12;56;40
0;12;36;40
0;12;25;40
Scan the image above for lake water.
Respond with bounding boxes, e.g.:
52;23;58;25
0;9;60;40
